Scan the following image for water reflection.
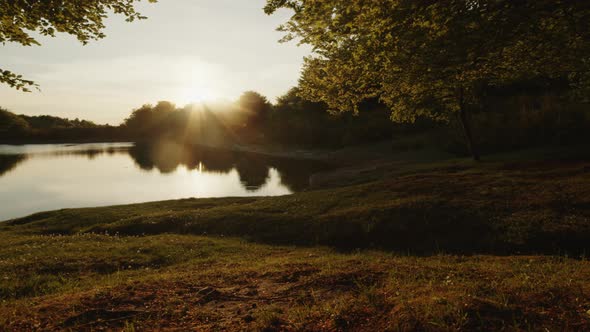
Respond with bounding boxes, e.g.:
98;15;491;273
236;157;270;191
0;154;28;177
0;143;329;220
39;147;130;160
127;142;326;192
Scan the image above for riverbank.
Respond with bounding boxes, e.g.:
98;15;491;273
1;146;590;330
0;137;133;145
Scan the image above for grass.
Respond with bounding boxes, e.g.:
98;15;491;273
5;152;590;254
1;146;590;330
1;235;589;330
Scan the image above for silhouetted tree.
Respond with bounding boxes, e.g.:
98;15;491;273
269;88;333;145
124;104;157;138
0;108;30;136
20;114;98;129
269;88;395;147
123;101;180;139
152;101;176;116
237;91;272;129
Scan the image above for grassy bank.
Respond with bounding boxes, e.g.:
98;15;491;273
6;152;590;254
1;147;590;330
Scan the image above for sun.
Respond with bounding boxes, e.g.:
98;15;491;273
176;86;219;105
172;61;226;105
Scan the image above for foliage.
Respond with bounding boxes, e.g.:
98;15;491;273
21;114;98;129
269;87;396;147
0;108;99;132
236;91;272;128
0;107;126;142
0;69;36;92
265;1;590;159
123;101;234;146
265;0;590;120
2;86;589;152
120;91;398;147
0;0;157;91
124;102;179;136
0;107;30;134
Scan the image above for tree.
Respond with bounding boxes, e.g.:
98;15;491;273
0;108;30;135
124;104;155;134
275;87;326;114
271;87;333;145
123;101;177;137
0;0;157;91
236;91;272;128
265;0;590;160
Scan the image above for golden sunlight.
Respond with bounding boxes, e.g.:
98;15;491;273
173;61;224;105
176;86;219;104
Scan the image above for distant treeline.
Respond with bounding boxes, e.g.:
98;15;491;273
122;90;405;148
2;84;590;154
0;108;128;143
120;86;590;154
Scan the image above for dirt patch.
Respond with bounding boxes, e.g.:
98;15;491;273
61;309;147;330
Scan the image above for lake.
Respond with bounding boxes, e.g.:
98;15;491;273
0;142;328;221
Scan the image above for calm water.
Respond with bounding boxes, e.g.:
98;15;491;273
0;143;327;221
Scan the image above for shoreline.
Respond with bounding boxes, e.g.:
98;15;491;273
0;138;400;164
0;137;133;145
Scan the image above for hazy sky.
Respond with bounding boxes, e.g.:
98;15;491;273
0;0;310;124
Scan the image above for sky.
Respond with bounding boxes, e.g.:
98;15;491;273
0;0;310;125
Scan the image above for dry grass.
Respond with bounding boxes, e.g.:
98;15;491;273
0;235;589;331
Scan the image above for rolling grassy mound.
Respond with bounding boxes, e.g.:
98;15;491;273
6;158;590;255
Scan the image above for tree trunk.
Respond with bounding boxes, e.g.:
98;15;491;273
391;121;395;152
458;87;481;161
